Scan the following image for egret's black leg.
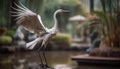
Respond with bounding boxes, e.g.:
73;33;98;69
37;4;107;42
42;44;52;69
37;45;48;69
38;44;52;69
42;46;48;66
37;50;44;65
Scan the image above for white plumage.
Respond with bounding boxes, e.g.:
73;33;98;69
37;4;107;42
11;2;68;50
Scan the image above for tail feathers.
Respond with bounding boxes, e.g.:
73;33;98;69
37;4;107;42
26;37;42;49
41;34;50;47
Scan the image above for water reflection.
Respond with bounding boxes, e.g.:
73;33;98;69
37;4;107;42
0;51;119;69
0;51;80;69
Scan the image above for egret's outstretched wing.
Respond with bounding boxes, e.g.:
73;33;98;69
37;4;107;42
11;2;47;34
26;37;42;49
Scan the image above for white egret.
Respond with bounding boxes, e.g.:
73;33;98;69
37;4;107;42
11;2;69;68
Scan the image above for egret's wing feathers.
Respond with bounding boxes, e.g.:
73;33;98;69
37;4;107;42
11;3;47;34
26;37;42;49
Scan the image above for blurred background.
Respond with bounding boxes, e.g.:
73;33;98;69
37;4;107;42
0;0;120;69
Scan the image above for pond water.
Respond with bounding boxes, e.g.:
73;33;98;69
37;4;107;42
0;51;120;69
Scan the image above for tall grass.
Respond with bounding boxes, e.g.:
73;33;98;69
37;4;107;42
99;0;120;47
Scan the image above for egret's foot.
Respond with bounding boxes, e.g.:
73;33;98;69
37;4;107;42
39;64;53;69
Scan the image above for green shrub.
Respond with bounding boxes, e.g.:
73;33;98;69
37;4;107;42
3;30;15;37
52;33;71;47
0;35;12;44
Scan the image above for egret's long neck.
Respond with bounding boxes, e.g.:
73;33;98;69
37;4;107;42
53;11;58;30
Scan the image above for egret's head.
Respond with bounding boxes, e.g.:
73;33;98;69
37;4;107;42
57;9;69;13
54;9;69;15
